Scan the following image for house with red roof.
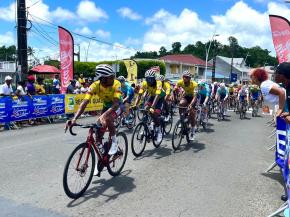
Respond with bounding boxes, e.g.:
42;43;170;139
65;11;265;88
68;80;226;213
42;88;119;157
159;54;210;79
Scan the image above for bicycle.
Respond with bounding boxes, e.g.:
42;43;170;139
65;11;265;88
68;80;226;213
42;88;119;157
131;109;164;157
162;102;174;135
196;103;208;130
217;100;225;121
63;123;128;199
251;99;259;117
172;106;190;151
239;100;247;119
114;107;136;130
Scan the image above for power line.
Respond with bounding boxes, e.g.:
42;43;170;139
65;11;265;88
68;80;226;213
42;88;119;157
27;12;139;52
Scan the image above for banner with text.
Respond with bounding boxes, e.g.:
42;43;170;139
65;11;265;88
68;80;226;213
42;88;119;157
269;15;290;63
65;94;103;113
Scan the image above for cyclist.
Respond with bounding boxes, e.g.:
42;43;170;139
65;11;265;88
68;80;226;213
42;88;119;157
238;85;249;112
133;69;165;143
117;76;135;124
228;83;235;107
215;83;229;116
197;80;210;121
65;64;122;156
158;74;171;121
249;84;260;109
172;70;198;141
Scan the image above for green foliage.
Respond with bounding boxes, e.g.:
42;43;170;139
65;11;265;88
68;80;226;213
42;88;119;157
0;45;17;61
131;36;278;67
44;59;60;69
72;59;165;79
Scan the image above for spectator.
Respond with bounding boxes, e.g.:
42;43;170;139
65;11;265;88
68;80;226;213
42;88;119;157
73;75;81;88
35;77;46;95
274;62;290;122
52;74;60;94
250;68;285;116
26;75;36;96
66;80;76;94
80;80;89;94
0;76;13;96
78;73;85;87
15;81;26;96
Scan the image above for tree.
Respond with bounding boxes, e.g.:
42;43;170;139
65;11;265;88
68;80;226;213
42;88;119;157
0;45;17;61
159;46;167;56
182;44;195;54
171;42;182;54
44;59;60;68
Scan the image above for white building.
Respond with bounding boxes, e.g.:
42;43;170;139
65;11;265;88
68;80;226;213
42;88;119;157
0;61;17;83
208;56;251;83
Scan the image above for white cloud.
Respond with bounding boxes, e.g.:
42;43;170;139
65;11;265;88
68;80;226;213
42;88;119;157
117;7;142;20
79;40;135;61
142;1;290;55
125;37;142;46
95;29;111;39
75;26;93;35
0;32;15;46
51;7;75;21
26;0;51;22
0;2;15;22
77;0;108;22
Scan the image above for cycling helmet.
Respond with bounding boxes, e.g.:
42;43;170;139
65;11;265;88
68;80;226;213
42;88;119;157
117;76;126;83
220;83;225;88
198;81;206;86
159;74;165;81
213;82;218;85
145;69;156;78
182;70;192;78
95;64;115;79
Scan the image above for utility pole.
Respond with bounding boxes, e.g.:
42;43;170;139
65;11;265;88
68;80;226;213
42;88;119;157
17;0;28;79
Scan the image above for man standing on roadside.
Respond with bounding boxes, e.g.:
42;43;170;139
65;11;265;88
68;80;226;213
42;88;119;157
0;76;13;96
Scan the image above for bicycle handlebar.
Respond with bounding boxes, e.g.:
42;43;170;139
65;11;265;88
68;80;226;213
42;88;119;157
66;122;102;136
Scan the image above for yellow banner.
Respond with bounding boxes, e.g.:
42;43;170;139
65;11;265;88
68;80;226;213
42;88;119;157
124;59;138;84
65;94;103;113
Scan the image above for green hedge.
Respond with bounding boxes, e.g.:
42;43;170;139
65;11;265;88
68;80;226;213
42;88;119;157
74;59;165;79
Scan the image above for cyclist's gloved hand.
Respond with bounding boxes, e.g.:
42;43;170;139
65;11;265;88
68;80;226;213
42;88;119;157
64;119;75;133
131;105;137;110
149;107;155;114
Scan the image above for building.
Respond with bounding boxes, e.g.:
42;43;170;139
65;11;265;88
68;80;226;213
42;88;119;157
0;61;17;83
208;56;251;83
159;54;210;79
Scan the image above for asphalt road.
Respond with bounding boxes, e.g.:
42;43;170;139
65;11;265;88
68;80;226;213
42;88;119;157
0;111;285;217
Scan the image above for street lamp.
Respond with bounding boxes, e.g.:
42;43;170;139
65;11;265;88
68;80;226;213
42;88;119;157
204;33;219;81
85;37;96;62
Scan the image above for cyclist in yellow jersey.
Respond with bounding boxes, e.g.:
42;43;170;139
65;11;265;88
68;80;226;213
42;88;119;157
172;70;198;141
133;69;165;143
158;74;171;121
65;64;122;156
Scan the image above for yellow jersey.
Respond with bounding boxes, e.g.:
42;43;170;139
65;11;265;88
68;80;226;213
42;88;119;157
78;78;85;85
162;81;171;95
175;79;198;96
139;80;165;97
84;80;122;105
229;87;234;93
35;84;46;94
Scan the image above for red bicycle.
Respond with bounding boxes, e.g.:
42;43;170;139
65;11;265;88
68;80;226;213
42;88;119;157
63;123;128;199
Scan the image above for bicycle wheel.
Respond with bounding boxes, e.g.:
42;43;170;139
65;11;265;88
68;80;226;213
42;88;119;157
137;108;145;121
153;122;164;148
63;143;95;199
163;114;173;135
131;122;147;157
126;109;136;130
107;132;128;176
172;120;183;150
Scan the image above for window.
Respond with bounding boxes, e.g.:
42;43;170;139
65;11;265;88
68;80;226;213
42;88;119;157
0;62;3;69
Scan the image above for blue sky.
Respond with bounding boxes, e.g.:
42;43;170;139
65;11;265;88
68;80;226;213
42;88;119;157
0;0;289;61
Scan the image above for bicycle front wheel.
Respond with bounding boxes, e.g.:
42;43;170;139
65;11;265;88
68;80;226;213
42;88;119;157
107;132;128;176
131;122;147;157
63;143;95;199
172;120;183;151
163;114;173;135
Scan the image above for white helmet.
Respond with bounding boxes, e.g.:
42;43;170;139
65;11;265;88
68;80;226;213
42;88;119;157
145;69;156;78
182;70;192;78
220;83;225;88
95;64;115;79
159;74;165;81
